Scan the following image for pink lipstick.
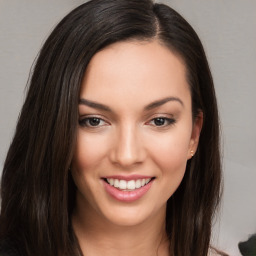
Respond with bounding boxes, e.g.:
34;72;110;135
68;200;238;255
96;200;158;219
102;176;155;202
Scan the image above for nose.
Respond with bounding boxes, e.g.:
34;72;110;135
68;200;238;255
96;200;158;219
109;124;146;168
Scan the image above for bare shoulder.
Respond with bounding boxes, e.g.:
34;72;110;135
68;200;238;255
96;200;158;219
209;247;229;256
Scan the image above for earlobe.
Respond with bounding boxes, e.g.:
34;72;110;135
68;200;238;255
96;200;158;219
188;111;203;159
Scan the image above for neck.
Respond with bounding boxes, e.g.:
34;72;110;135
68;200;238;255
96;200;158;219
72;201;169;256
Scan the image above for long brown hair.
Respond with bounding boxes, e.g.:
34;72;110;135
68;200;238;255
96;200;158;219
0;0;222;255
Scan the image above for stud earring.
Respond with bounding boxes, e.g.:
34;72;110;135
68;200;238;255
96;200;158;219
190;150;194;157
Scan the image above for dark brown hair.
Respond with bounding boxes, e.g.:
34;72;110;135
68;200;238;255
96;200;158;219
0;0;222;255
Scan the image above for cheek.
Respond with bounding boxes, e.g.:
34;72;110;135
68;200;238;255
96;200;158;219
71;132;107;200
146;129;191;170
152;144;188;182
73;131;109;170
149;133;190;199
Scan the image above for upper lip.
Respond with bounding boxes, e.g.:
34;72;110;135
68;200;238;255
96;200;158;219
102;175;154;181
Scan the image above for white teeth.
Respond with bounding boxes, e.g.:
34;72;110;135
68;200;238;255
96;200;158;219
119;180;127;190
135;179;141;188
127;180;136;190
106;178;153;190
114;179;119;188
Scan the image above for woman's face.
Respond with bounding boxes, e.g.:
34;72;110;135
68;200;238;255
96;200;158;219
72;40;202;227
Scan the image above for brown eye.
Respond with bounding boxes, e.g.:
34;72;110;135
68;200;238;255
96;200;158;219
79;117;106;128
88;118;101;126
149;117;176;127
154;118;166;126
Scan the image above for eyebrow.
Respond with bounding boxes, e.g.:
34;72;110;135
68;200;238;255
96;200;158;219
79;98;111;112
144;97;184;110
79;97;184;112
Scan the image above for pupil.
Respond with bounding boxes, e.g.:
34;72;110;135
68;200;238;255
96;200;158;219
89;118;100;126
154;118;165;126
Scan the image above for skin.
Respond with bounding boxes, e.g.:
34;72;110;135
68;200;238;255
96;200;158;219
71;40;203;256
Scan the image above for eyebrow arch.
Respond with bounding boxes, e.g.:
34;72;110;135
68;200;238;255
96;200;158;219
79;96;184;112
79;98;112;112
144;97;184;111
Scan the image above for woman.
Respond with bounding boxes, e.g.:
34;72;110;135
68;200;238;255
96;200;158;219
0;0;225;255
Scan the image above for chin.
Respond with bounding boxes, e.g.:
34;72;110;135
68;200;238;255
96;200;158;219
98;202;166;228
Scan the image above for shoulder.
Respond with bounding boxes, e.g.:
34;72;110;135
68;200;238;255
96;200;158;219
209;247;229;256
0;239;23;256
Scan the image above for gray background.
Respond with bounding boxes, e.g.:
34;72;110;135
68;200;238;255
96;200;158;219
0;1;255;255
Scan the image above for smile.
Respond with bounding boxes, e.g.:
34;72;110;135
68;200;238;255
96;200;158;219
105;178;153;191
102;176;155;202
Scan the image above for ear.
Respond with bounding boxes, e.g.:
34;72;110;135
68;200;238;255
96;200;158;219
187;111;203;159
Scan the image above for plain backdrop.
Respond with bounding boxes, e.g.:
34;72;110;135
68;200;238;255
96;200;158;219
0;1;256;255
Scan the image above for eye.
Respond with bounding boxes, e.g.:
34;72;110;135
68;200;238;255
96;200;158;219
148;117;176;127
79;117;108;128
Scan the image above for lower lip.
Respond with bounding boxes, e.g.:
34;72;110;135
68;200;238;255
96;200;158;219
103;180;154;202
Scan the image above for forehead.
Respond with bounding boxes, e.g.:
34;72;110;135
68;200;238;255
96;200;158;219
80;40;190;109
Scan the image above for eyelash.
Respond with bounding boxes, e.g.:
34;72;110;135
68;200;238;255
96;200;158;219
147;117;176;127
78;116;176;128
79;117;108;128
